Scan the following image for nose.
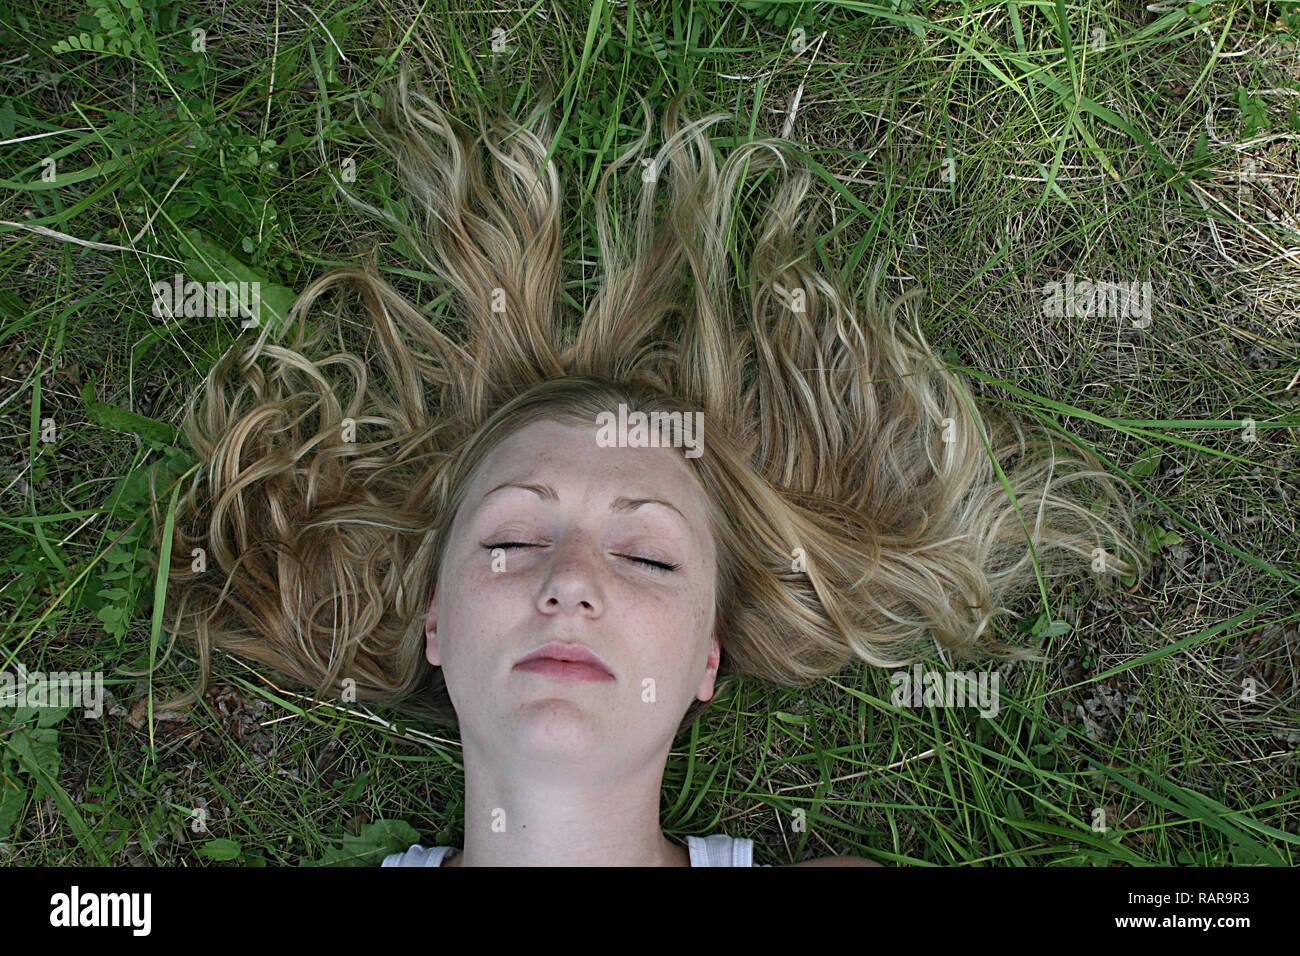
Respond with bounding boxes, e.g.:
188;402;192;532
536;530;603;617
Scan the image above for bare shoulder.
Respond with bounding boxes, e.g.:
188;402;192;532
785;855;882;867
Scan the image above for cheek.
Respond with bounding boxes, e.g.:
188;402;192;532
443;556;528;658
437;564;486;665
641;587;713;665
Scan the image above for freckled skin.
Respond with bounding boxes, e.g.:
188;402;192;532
423;420;719;866
427;419;719;784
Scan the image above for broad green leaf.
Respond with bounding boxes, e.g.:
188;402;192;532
197;838;243;861
181;229;298;334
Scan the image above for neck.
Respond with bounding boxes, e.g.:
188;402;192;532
446;735;689;867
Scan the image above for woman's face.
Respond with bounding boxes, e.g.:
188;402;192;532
425;418;720;780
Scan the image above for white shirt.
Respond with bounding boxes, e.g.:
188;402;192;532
381;833;768;866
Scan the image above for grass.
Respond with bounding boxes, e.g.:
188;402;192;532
1;0;1298;866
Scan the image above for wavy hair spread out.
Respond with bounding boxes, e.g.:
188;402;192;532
154;71;1146;736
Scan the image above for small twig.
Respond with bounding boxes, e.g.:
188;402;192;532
129;167;188;245
0;128;92;147
0;220;181;263
224;655;460;751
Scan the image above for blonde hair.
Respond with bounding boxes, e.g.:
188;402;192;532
154;72;1146;737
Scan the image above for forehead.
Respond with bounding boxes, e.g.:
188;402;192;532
469;419;712;516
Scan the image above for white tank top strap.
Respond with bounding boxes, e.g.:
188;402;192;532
381;843;456;866
686;833;758;867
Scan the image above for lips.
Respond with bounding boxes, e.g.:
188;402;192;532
514;642;614;680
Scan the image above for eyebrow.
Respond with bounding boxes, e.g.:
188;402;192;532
475;481;689;523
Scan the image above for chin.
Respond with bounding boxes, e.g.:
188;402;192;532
522;701;650;770
514;694;599;734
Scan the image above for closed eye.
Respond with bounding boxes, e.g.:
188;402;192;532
483;543;679;573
